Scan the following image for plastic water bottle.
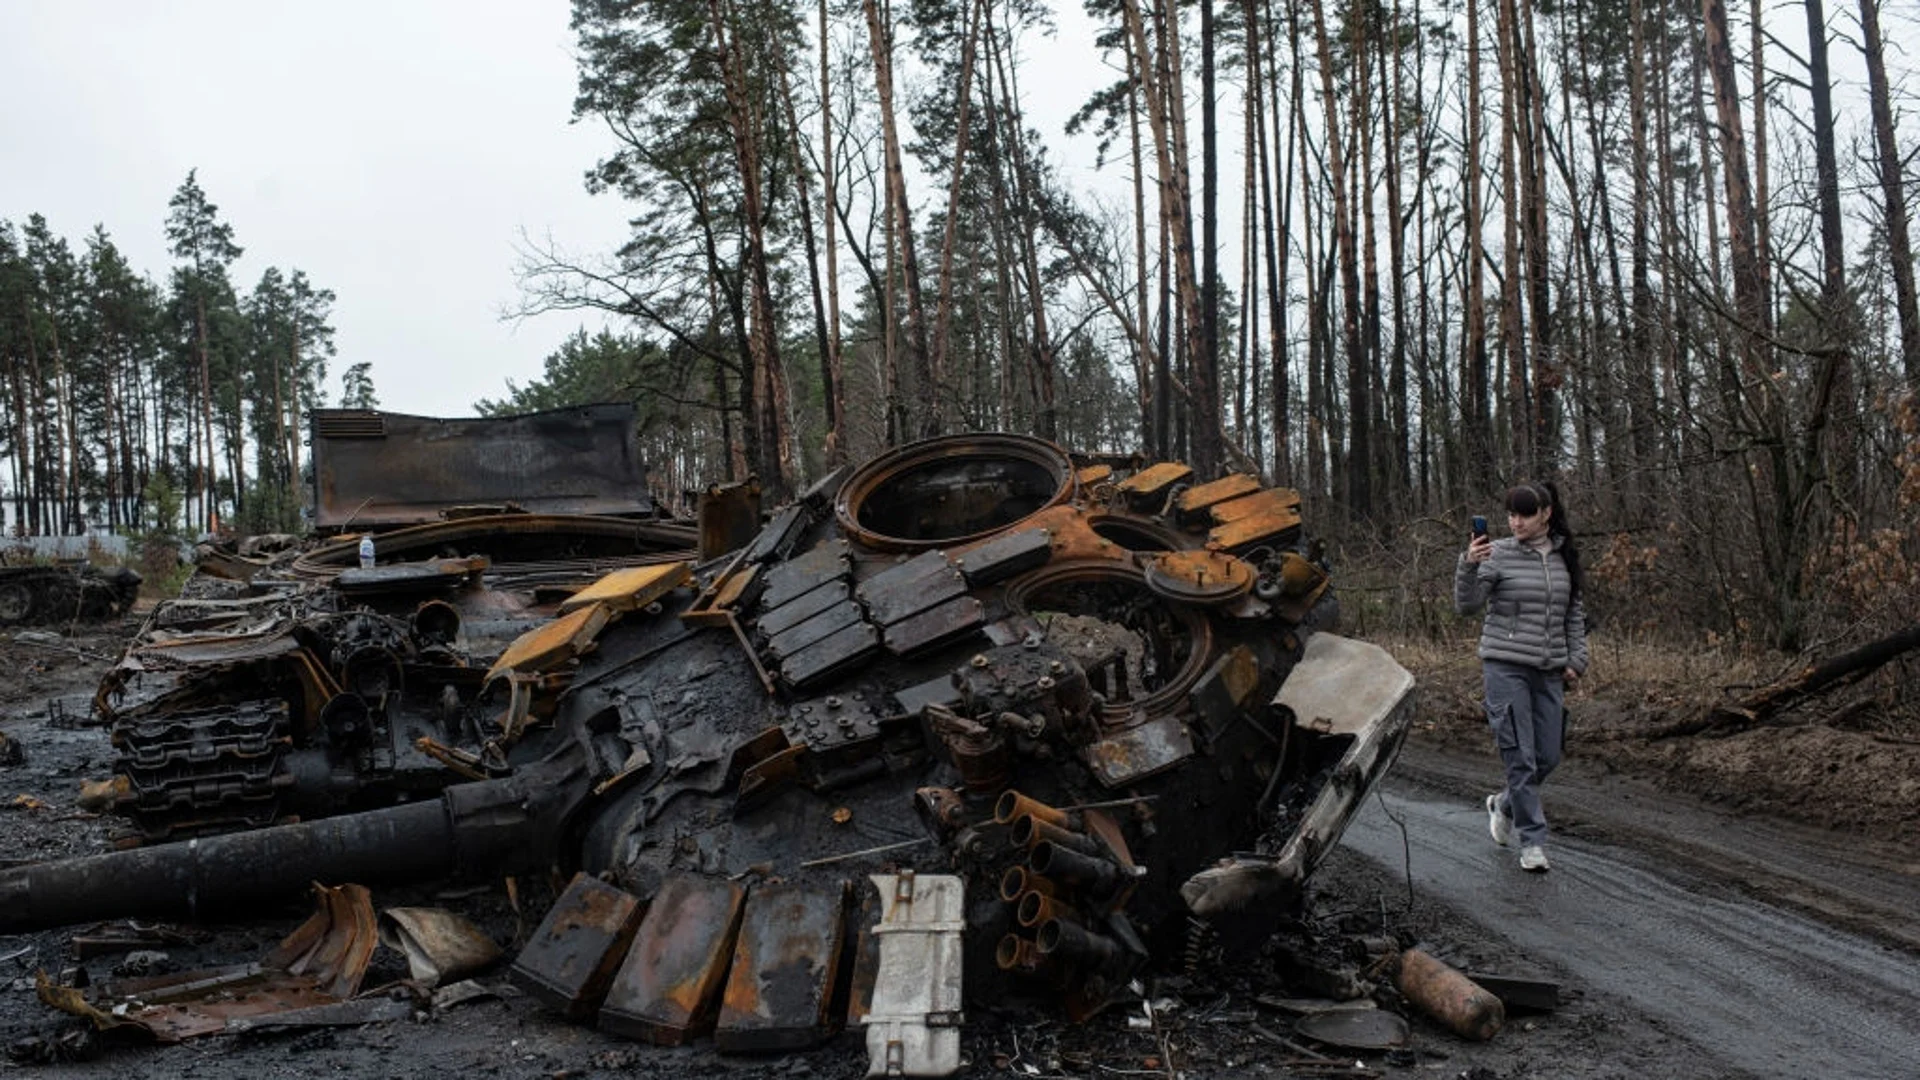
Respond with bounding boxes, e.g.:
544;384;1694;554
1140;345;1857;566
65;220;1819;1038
358;534;376;569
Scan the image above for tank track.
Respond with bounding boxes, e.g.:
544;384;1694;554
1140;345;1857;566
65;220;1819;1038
0;564;142;626
110;700;292;843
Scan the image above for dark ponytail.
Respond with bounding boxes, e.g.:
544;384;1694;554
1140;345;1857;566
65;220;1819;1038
1506;480;1583;602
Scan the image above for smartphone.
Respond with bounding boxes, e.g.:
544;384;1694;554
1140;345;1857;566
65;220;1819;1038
1470;515;1488;539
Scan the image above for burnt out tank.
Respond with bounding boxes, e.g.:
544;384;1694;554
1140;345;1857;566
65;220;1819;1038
1;433;1414;1063
0;561;141;627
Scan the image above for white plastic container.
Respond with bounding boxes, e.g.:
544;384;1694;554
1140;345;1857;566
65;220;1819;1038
865;872;965;1077
358;534;376;569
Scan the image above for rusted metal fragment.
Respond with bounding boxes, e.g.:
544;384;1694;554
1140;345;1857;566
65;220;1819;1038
1176;473;1263;518
379;907;504;989
510;872;647;1023
756;579;853;639
863;872;965;1078
952;527;1052;586
1143;550;1255;606
116;630;304;669
1206;501;1304;552
560;561;692;615
1083;715;1195;787
334;556;489;597
844;884;883;1027
761;538;852;610
1075;463;1113;486
1114;461;1193;507
767;600;868;661
222;994;416;1033
309;404;653;529
856;551;965;627
600;875;747;1045
40;966;338;1043
716;881;849;1051
263;883;380;1001
882;596;985;656
780;622;882;689
1209;486;1301;524
487;603;612;679
834;433;1075;552
698;479;762;561
1188;645;1263;739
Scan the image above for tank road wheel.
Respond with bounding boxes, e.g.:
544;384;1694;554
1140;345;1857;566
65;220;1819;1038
0;580;34;625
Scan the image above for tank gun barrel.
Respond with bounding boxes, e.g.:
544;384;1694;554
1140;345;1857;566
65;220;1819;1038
0;741;600;935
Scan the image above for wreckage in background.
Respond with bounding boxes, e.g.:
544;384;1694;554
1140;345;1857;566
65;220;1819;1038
0;561;141;628
2;425;1414;1075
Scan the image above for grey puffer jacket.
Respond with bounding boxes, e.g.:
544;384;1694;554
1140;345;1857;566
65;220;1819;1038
1454;535;1589;675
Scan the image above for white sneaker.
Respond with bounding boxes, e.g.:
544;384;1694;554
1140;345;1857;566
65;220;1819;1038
1519;845;1551;872
1486;794;1513;847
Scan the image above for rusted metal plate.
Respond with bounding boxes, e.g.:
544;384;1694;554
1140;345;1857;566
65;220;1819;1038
715;881;849;1051
1176;472;1263;517
697;479;761;561
952;527;1053;586
1206;502;1304;551
857;552;966;626
309;403;652;529
1208;486;1301;524
756;579;853;639
712;562;761;609
599;875;746;1045
1083;715;1195;787
1075;464;1113;486
1143;550;1255;606
761;539;852;610
844;884;883;1027
882;596;985;656
1189;645;1262;738
559;561;692;615
486;603;613;679
780;621;882;689
766;600;868;661
1114;461;1193;505
510;872;647;1023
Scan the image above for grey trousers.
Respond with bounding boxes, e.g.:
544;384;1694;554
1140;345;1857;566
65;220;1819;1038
1484;659;1565;848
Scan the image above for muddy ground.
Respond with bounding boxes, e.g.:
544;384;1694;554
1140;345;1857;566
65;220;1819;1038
2;617;1916;1079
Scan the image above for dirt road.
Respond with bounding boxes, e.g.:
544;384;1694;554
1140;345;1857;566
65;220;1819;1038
1345;745;1920;1079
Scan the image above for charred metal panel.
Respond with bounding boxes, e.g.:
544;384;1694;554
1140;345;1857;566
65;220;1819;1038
780;622;882;689
600;875;747;1045
756;580;854;640
510;873;647;1022
856;552;966;627
888;673;964;718
783;695;884;753
766;601;868;662
698;480;762;561
1188;645;1263;740
882;596;986;656
334;557;488;597
761;539;852;610
1083;715;1195;787
953;527;1053;586
715;881;849;1051
309;404;652;530
742;503;811;565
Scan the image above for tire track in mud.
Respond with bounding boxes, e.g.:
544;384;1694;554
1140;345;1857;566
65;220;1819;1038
1340;781;1920;1079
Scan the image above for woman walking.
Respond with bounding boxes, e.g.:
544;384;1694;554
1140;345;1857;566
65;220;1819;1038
1454;481;1589;872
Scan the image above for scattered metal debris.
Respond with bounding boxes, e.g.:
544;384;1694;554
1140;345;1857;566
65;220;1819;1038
1;429;1421;1075
1394;948;1505;1042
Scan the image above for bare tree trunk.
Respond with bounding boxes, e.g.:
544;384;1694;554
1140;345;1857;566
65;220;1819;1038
863;0;934;442
1381;0;1411;503
819;0;848;463
1308;0;1371;515
1465;0;1492;488
1858;0;1920;386
710;0;794;499
1195;0;1222;476
930;0;985;440
778;32;839;473
1804;0;1856;499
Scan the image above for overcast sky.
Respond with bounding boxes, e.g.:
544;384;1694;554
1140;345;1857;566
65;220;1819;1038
0;1;640;417
0;2;1120;421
